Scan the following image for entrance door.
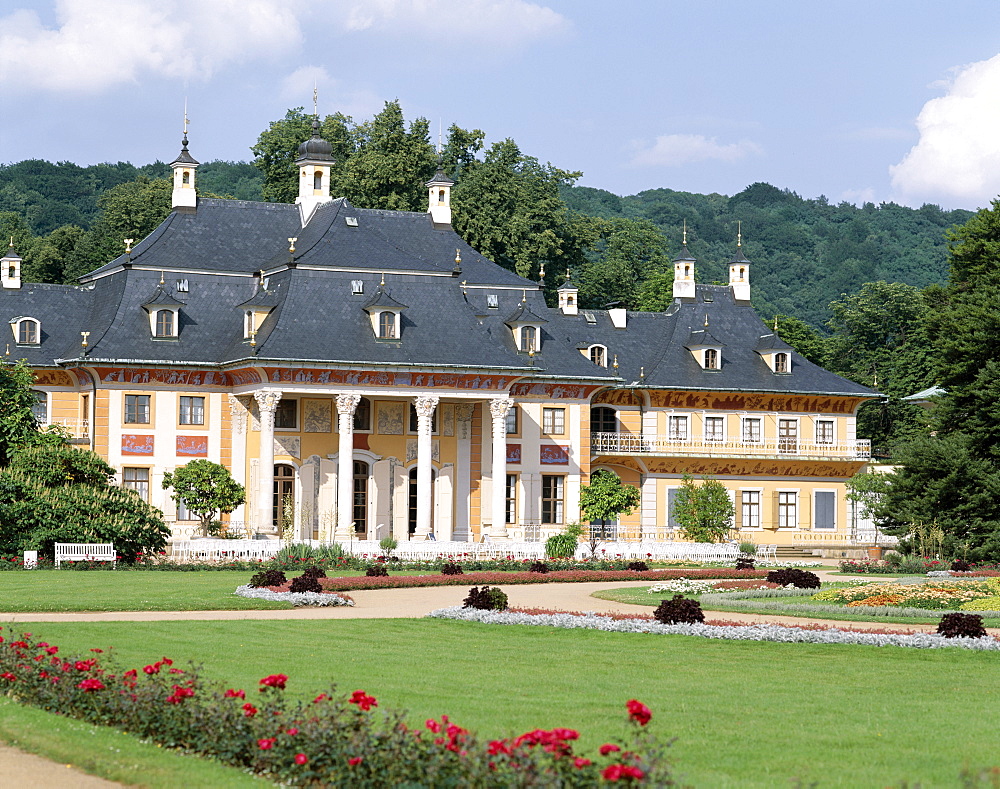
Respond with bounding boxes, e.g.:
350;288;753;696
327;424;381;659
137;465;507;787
407;467;436;536
353;461;369;537
273;464;295;532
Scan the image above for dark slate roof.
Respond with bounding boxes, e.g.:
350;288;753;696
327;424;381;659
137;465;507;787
730;246;751;264
505;301;548;325
685;328;724;347
295;121;334;162
425;163;454;186
755;333;793;352
169;136;199;166
3;243;22;260
361;284;407;311
0;282;94;366
237;283;282;308
672;244;696;262
141;282;186;308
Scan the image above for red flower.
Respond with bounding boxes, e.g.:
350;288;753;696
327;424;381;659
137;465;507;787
242;703;258;717
90;648;103;653
124;669;137;679
286;727;298;736
77;678;105;692
45;646;58;655
168;668;185;674
225;688;246;699
487;739;511;756
1;672;16;681
626;699;652;726
603;764;624;781
552;728;579;741
349;690;377;711
259;673;288;690
160;657;173;666
166;685;195;704
426;719;442;733
294;753;308;765
257;738;276;750
143;664;159;675
599;743;621;755
313;693;328;703
348;757;363;766
574;757;592;768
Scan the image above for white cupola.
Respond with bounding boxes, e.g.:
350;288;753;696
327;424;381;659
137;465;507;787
729;224;751;302
2;239;22;289
557;272;579;316
295;118;334;225
672;222;696;300
426;158;454;226
170;133;199;213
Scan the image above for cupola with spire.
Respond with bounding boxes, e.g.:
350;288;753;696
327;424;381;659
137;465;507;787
672;220;696;300
426;156;454;226
170;117;199;213
1;239;22;289
728;221;751;302
295;113;334;225
557;270;579;316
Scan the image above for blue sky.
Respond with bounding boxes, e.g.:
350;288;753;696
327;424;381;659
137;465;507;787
3;0;1000;210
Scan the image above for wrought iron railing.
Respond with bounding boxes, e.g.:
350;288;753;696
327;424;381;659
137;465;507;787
592;433;871;460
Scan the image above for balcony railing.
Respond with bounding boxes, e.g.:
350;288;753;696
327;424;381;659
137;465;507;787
592;432;871;461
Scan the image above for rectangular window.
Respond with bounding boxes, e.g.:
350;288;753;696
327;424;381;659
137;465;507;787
741;490;761;529
408;404;438;433
505;474;517;524
179;396;205;425
668;415;688;440
505;406;519;435
176;498;194;521
122;468;150;501
541;475;564;525
816;420;835;445
704;416;725;442
124;394;150;424
778;491;798;529
742;417;761;443
778;419;798;453
274;399;297;429
815;490;836;529
542;408;565;435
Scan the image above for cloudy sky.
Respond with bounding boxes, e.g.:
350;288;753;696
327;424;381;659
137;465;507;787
3;0;1000;211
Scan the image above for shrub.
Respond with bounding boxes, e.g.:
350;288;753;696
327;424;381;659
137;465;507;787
463;586;508;611
951;559;972;572
626;561;649;572
653;594;705;624
937;612;987;639
767;568;821;589
248;569;287;588
288;574;323;594
545;524;583;558
365;564;389;577
529;561;550;574
313;543;345;561
273;543;317;563
735;556;755;571
300;566;327;579
959;596;1000;612
440;562;463;575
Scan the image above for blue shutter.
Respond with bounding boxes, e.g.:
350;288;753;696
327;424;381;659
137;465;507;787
815;491;835;529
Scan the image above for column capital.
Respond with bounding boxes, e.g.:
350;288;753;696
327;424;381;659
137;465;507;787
489;397;515;421
336;393;361;416
414;394;440;418
228;394;250;435
253;389;282;413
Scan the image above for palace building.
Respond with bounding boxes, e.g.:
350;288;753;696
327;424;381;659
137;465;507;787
1;126;878;548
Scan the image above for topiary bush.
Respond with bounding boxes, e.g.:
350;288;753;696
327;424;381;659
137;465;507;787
951;559;972;572
735;556;756;571
288;574;323;594
937;612;987;639
626;561;649;572
653;594;705;624
766;568;821;589
440;562;463;575
248;569;287;588
462;586;508;611
365;564;389;577
301;566;327;579
528;561;550;574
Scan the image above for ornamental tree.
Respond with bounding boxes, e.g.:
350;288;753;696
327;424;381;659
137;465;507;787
162;460;245;537
579;469;641;553
671;474;735;543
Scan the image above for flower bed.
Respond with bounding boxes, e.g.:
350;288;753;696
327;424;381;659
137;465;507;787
647;578;779;595
428;607;1000;651
0;628;674;786
315;568;767;592
233;585;354;607
811;579;1000;611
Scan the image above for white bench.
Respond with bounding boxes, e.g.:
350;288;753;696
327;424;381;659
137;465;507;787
54;543;116;568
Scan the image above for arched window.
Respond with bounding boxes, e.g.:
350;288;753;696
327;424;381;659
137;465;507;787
589;345;606;367
182;170;190;185
273;464;295;531
520;326;536;352
353;460;369;534
590;406;618;434
379;311;396;339
438;189;445;203
244;310;254;338
17;319;39;344
354;397;371;431
775;353;789;373
313;170;323;191
155;309;175;337
704;348;719;369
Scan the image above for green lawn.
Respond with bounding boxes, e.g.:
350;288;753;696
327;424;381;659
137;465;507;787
6;618;999;787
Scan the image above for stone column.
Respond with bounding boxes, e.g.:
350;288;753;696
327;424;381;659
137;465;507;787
335;394;361;540
453;403;475;541
253;390;281;534
489;397;514;539
413;395;439;539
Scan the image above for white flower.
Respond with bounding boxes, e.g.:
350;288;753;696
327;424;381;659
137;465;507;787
234;585;354;607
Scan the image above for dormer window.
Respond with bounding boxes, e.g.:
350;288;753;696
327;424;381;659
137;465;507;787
244;310;254;338
775;352;789;373
155;309;175;337
589;345;607;367
505;299;547;355
13;317;40;345
704;348;719;369
379;311;398;339
520;326;537;352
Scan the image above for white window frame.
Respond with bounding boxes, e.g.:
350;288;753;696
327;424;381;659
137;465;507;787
703;348;720;369
179;395;205;426
740;489;762;531
774;352;790;373
667;414;689;441
13;317;40;345
519;325;538;352
777;489;799;530
704;415;725;443
815;419;835;445
741;416;762;444
588;344;607;367
542;407;565;435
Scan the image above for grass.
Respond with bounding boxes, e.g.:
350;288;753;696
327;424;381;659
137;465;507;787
5;618;1000;787
593;584;1000;627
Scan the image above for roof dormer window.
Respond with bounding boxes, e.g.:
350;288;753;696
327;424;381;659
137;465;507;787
775;352;789;373
704;348;719;369
520;326;537;353
588;344;607;367
142;278;185;339
362;280;406;341
12;317;40;345
505;299;547;355
379;311;398;339
155;309;176;338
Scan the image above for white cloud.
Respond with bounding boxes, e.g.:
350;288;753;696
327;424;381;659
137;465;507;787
0;0;303;93
280;66;383;120
890;53;1000;208
839;187;877;206
339;0;569;46
630;134;762;167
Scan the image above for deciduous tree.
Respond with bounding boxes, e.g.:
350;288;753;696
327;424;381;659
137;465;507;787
671;474;734;543
162;459;245;537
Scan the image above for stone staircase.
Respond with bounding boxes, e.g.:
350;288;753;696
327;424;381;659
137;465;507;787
774;545;817;560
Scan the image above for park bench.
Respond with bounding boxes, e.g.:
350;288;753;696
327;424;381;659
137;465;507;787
54;542;116;568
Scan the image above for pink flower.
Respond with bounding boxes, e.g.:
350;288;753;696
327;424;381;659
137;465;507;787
294;753;308;765
242;703;258;717
225;688;245;699
426;719;442;733
348;757;363;766
259;673;288;690
257;738;276;750
625;699;652;726
574;757;592;768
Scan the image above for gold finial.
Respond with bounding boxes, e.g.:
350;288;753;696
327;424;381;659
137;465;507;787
613;354;619;370
313;81;318;117
682;219;687;246
8;236;12;247
704;314;709;327
288;237;297;254
4;344;9;357
249;329;257;348
737;220;742;248
455;249;462;265
380;272;385;286
183;98;190;135
773;315;779;332
538;262;545;279
460;279;467;296
80;331;90;349
639;366;645;379
873;372;878;388
124;238;134;254
159;271;165;285
565;268;571;281
521;288;527;303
